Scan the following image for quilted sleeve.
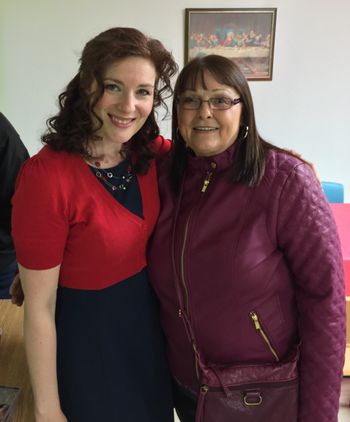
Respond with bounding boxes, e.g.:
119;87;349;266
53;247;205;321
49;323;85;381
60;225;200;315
276;162;346;422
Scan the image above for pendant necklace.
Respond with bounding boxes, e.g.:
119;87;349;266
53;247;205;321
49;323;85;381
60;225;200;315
93;160;133;191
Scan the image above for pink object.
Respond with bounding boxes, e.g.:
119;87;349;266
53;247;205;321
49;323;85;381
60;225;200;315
329;203;350;296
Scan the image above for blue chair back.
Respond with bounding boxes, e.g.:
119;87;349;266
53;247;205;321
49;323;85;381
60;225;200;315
321;181;344;203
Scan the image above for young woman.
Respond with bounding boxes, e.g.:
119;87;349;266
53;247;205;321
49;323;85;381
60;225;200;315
11;27;177;422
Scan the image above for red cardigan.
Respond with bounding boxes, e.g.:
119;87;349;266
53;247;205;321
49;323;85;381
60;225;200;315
12;137;170;290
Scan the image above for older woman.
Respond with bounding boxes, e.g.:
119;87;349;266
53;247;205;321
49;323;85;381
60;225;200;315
148;55;345;422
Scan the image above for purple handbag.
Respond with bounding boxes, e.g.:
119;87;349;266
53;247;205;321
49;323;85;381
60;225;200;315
176;306;299;422
175;300;298;422
195;350;299;422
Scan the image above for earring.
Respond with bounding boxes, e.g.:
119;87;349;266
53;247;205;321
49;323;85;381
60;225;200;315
243;125;249;139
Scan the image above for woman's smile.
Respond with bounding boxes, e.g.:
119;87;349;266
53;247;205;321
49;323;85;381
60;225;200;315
108;113;136;129
178;70;242;157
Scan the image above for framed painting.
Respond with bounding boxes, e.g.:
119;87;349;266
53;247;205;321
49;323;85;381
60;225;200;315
185;8;277;81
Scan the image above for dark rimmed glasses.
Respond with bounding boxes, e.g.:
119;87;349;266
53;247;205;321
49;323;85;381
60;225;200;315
178;95;242;110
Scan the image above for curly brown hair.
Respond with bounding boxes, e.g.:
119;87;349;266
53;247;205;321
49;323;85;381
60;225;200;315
42;27;178;173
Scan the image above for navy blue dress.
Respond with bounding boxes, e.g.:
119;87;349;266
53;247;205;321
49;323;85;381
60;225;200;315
55;159;174;421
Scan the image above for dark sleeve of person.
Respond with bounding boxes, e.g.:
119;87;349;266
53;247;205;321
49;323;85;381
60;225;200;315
0;112;30;263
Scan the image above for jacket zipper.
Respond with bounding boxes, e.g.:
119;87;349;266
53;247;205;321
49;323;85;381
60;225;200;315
250;311;279;362
201;171;212;192
179;168;215;379
180;215;191;313
179;212;202;379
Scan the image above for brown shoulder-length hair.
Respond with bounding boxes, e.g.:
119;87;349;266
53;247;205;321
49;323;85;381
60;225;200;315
171;54;275;191
42;27;178;174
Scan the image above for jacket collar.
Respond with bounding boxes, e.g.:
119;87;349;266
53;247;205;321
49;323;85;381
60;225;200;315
186;142;237;173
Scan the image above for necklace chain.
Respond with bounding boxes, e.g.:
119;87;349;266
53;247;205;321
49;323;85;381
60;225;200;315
93;162;133;191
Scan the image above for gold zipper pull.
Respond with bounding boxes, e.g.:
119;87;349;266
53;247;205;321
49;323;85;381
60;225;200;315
250;311;279;362
250;311;261;330
201;171;212;192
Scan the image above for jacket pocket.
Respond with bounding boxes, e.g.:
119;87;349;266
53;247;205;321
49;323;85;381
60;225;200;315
250;311;279;362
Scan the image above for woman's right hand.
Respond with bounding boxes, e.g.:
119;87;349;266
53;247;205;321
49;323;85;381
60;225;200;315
9;272;25;306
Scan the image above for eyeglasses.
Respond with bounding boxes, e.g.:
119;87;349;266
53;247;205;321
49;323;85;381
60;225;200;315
178;95;242;110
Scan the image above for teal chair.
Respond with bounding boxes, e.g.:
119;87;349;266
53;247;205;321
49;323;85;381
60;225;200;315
321;181;344;203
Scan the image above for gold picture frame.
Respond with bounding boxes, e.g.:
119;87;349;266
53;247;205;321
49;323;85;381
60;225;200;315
185;8;277;81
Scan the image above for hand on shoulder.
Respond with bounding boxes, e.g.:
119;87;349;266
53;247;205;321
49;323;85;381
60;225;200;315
152;136;172;156
285;149;320;182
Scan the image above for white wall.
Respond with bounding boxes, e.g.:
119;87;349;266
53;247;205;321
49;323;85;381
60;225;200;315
1;0;350;200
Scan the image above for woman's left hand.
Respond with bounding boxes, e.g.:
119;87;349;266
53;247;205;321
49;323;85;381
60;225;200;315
9;272;24;306
287;149;320;182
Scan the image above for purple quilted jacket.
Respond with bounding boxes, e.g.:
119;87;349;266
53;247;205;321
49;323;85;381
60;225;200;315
148;144;346;422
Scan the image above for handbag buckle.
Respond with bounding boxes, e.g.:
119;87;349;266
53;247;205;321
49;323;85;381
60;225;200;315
243;390;263;406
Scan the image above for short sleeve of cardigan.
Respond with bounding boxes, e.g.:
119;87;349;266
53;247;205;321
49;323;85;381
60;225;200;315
12;155;69;269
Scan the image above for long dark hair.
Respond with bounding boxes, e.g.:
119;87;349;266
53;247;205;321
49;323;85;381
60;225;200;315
171;55;274;191
42;27;178;173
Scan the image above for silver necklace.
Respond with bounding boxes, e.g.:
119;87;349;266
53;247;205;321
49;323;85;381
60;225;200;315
93;161;133;191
